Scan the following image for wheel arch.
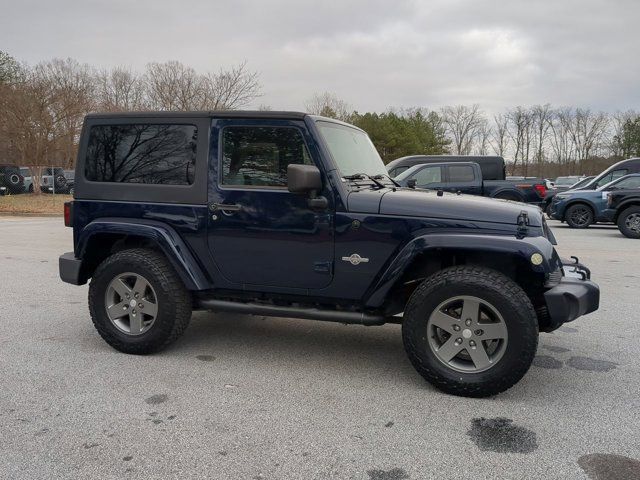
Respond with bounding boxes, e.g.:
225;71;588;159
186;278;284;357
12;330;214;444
614;200;640;222
364;233;555;312
491;188;524;201
76;219;212;290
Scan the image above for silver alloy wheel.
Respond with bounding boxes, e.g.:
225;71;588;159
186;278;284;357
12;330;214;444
427;295;508;373
625;213;640;233
105;272;158;335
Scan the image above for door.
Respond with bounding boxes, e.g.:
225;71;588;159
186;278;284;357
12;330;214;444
207;119;334;289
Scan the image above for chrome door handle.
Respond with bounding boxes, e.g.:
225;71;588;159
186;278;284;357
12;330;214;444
209;203;242;212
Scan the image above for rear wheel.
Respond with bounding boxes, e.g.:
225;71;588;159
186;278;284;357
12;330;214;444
617;206;640;239
89;248;192;354
402;266;538;397
565;203;594;228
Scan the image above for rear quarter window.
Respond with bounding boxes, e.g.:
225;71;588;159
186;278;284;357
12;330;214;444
84;124;197;185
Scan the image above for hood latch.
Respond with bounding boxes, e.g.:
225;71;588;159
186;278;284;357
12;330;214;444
516;210;530;238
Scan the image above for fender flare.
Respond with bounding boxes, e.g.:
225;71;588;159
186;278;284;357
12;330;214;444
364;233;555;308
490;188;524;201
614;199;640;220
76;217;211;290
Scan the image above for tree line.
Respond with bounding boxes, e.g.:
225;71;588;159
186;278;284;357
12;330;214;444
2;50;640;186
306;92;640;178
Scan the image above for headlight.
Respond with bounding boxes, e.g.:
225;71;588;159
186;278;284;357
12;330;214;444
554;194;568;200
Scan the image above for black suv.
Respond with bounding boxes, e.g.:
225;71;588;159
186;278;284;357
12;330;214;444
604;189;640;238
59;111;600;397
0;164;25;194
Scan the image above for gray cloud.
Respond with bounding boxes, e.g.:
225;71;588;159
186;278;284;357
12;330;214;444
1;0;638;112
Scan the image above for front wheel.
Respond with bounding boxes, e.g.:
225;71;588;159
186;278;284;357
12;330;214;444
617;206;640;239
89;248;192;354
565;204;593;228
402;266;538;397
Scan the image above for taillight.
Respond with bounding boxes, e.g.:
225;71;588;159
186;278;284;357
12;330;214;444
534;184;547;198
64;201;73;227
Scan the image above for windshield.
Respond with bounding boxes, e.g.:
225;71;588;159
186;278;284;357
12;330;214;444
317;121;387;177
570;176;593;189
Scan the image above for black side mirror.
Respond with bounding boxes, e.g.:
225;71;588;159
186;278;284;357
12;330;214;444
288;164;322;194
407;179;417;189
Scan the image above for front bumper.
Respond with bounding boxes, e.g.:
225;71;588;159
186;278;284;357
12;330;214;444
59;252;86;285
543;258;599;329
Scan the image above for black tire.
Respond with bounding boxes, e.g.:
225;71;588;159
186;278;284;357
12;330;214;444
402;265;538;397
545;202;553;218
565;203;593;228
89;248;192;354
28;184;34;193
617;206;640;239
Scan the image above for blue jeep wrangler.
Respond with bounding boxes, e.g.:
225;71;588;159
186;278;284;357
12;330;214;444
59;111;600;397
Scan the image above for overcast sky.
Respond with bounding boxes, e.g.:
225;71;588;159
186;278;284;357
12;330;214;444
1;0;639;113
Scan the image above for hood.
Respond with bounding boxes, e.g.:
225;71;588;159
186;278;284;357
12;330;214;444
558;189;600;197
348;188;543;227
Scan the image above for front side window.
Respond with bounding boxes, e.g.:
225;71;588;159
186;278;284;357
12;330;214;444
609;176;640;190
221;126;311;187
413;166;443;186
85;124;197;185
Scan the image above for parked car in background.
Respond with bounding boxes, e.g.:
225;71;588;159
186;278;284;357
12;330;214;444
554;176;585;189
604;189;640;238
20;167;34;193
575;158;640;191
64;170;75;195
395;161;547;205
0;164;25;194
549;174;640;228
542;176;595;215
41;167;70;194
387;155;506;180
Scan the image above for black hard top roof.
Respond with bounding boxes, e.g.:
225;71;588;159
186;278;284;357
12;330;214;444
85;110;309;120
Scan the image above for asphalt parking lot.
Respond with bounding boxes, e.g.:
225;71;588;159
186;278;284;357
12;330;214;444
1;217;639;479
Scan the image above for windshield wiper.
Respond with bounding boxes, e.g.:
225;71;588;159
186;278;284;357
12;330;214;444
343;173;386;189
372;173;400;188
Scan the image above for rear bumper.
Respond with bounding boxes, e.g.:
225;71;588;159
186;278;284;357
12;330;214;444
59;252;85;285
544;259;599;327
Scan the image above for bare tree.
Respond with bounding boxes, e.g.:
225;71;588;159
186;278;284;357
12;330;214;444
202;61;261;110
567;108;609;164
96;67;146;111
473;119;491;155
531;104;553;177
490;114;510;157
549;107;576;172
144;61;204;110
441;104;485;155
305;92;352;121
506;106;534;175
